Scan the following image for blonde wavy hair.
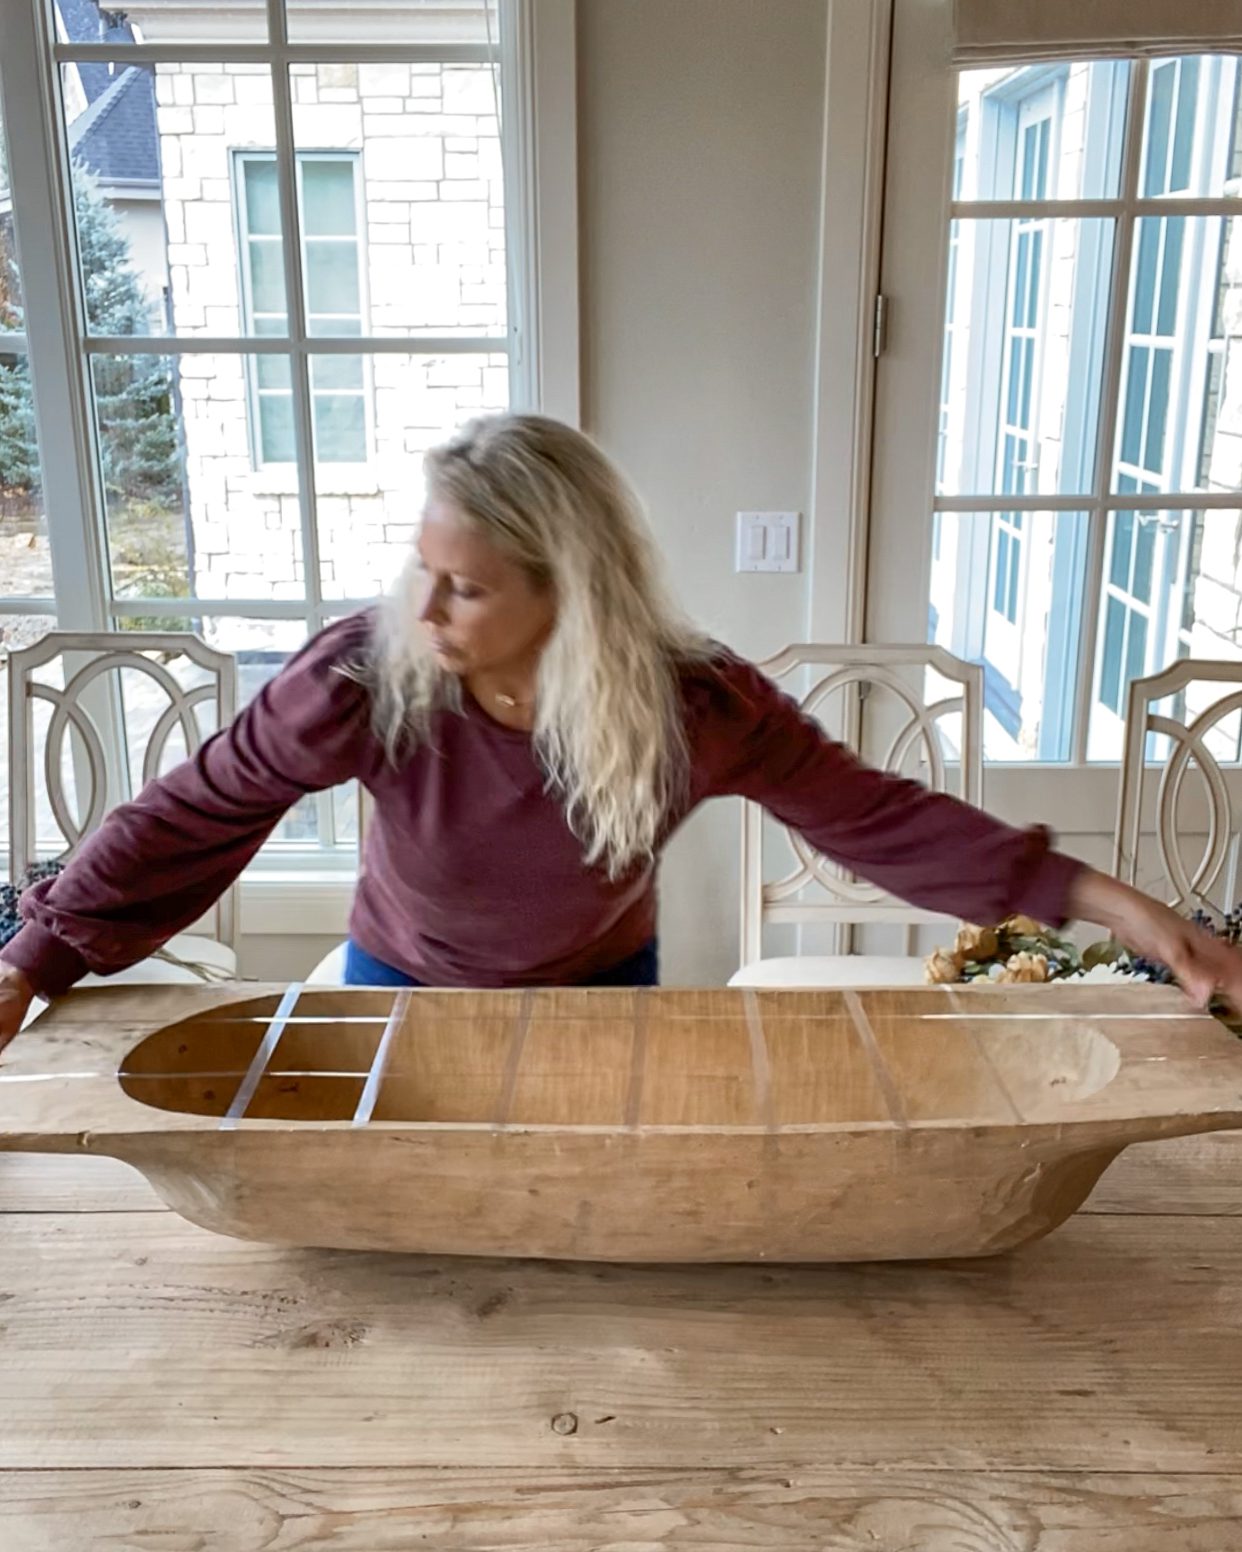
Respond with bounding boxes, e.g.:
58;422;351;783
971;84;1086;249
367;413;710;876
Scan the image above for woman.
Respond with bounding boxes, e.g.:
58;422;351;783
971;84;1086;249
1;413;1238;1047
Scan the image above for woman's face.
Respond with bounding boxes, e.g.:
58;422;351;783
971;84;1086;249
416;494;555;679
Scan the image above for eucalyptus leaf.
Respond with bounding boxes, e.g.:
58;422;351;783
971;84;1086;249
1082;938;1125;970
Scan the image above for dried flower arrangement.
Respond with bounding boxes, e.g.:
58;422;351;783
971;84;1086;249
925;908;1242;1027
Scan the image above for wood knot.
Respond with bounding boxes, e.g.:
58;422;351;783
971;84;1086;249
550;1412;579;1436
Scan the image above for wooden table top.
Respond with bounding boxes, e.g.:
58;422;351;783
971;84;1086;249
2;1133;1241;1549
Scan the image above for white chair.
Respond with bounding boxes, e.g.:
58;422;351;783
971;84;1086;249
306;785;373;985
7;630;239;995
1115;658;1242;912
730;643;983;988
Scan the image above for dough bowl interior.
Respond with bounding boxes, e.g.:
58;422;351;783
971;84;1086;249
116;987;1125;1129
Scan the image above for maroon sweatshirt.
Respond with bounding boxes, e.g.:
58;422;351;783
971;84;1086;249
1;613;1083;995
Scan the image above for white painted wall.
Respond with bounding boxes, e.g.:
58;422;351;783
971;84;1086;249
577;0;829;984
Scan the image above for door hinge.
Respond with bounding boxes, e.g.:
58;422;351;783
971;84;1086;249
872;293;889;359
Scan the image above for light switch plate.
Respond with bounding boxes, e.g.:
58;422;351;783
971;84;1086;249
736;511;801;573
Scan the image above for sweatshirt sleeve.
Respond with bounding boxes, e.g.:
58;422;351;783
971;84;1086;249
691;653;1085;929
1;614;380;997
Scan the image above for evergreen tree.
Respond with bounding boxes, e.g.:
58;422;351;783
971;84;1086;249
0;116;19;331
73;165;182;508
0;156;182;508
0;358;36;494
0;118;36;495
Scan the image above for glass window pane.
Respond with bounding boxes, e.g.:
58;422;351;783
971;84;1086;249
248;240;289;317
1099;595;1125;715
256;352;292;391
1169;59;1200;191
955;62;1130;202
1133;220;1159;335
1144;349;1171;476
57;5;266;43
1124;609;1148;690
1132;516;1157;603
292;62;507;336
1142;56;1240;199
242;157;281;237
1020;122;1039;200
301;160;358;237
305;242;360;316
89;353;306;600
316;350;510;599
1115;216;1240;496
253;314;289;343
1025;229;1042;326
1012;233;1029;328
1144;62;1175;195
1155;218;1185;336
927;509;1087;761
937;218;1112;498
1119;347;1148;470
993;528;1010;613
1086;509;1231;760
259;393;295;464
62;64;283;337
1110;512;1134;590
0;355;51;597
0;95;23;333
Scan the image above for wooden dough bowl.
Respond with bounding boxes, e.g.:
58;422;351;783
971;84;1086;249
3;982;1242;1262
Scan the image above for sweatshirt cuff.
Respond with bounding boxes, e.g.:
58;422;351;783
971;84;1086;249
0;924;90;999
1014;836;1088;930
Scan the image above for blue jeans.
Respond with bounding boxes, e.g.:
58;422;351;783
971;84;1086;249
343;938;660;988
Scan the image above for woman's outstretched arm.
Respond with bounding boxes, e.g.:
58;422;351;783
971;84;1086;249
0;615;378;1017
696;653;1242;1010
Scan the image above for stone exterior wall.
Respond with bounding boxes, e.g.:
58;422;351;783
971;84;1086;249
153;59;509;627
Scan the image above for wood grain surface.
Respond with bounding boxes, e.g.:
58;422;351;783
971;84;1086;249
3;985;1241;1548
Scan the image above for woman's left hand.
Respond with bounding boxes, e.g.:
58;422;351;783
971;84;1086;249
1068;868;1242;1013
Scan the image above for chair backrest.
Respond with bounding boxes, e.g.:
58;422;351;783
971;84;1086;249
739;643;984;965
7;630;239;951
1115;658;1242;914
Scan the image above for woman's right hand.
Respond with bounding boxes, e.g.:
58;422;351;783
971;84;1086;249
0;965;36;1056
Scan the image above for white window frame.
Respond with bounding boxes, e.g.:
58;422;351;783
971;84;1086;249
0;0;579;931
870;0;1241;835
